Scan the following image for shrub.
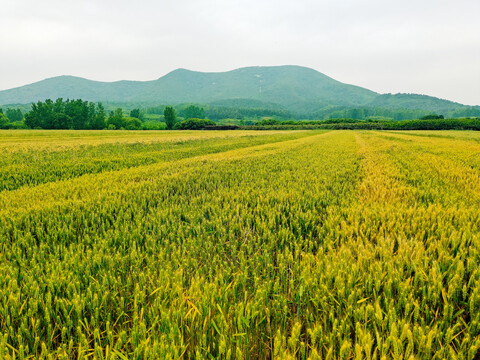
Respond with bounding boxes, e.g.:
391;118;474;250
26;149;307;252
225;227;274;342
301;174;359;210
124;117;143;130
176;118;216;130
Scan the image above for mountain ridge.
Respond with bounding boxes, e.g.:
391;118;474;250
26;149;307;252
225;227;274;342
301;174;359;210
0;65;478;117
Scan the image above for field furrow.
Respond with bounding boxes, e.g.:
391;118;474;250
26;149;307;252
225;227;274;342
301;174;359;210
0;130;479;359
0;130;319;192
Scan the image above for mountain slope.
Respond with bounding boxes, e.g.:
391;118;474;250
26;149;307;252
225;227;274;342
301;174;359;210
368;93;467;112
0;66;377;108
0;76;149;104
1;66;478;117
135;66;379;106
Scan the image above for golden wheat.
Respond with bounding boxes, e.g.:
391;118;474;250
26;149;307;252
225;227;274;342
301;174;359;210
0;129;479;359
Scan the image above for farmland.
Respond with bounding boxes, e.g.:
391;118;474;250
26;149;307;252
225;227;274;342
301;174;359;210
0;129;480;359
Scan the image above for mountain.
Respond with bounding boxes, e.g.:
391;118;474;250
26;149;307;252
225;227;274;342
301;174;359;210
1;65;478;117
0;76;148;105
367;93;467;112
0;65;377;107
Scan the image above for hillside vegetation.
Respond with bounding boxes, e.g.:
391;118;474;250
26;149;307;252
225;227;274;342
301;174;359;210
1;66;479;119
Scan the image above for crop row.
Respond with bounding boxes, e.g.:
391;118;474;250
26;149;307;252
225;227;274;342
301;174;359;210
0;130;479;359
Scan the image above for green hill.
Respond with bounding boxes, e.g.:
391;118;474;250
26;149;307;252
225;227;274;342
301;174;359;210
0;66;377;108
1;65;478;118
0;76;149;104
368;93;467;112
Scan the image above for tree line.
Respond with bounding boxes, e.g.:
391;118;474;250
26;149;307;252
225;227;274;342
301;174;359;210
249;117;480;131
3;98;480;131
0;108;24;129
21;99;149;130
24;99;106;129
17;99;216;130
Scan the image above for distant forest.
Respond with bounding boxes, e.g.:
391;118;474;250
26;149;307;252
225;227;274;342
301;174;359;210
1;97;480;130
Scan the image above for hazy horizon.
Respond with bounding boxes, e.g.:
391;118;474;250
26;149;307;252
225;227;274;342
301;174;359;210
1;0;479;105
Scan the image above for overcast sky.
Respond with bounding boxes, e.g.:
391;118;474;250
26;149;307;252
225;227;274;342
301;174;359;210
1;0;479;105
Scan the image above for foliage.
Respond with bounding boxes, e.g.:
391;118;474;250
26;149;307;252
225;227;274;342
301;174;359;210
420;114;444;120
5;108;23;122
130;108;144;121
207;105;293;121
0;112;9;129
175;118;216;130
314;106;441;121
369;93;468;112
246;118;480;131
143;105;166;115
140;104;480;123
24;98;106;129
90;102;106;130
124;116;143;130
0;108;25;129
164;106;176;130
107;108;125;129
183;105;205;119
1;130;480;358
204;125;240;130
255;118;280;126
142;120;166;130
382;118;480;130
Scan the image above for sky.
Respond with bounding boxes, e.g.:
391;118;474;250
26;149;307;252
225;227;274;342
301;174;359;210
1;0;479;105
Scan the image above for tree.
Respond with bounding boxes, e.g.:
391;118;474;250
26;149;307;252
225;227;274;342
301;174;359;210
0;112;9;129
107;108;125;129
420;114;444;120
90;103;106;129
124;117;143;130
24;98;105;129
53;113;72;129
256;118;279;126
130;108;143;120
66;99;89;129
176;118;215;130
164;106;176;130
6;108;23;122
24;100;56;129
183;105;205;119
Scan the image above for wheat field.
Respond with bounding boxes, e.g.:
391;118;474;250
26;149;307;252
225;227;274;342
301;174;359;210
0;130;479;359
